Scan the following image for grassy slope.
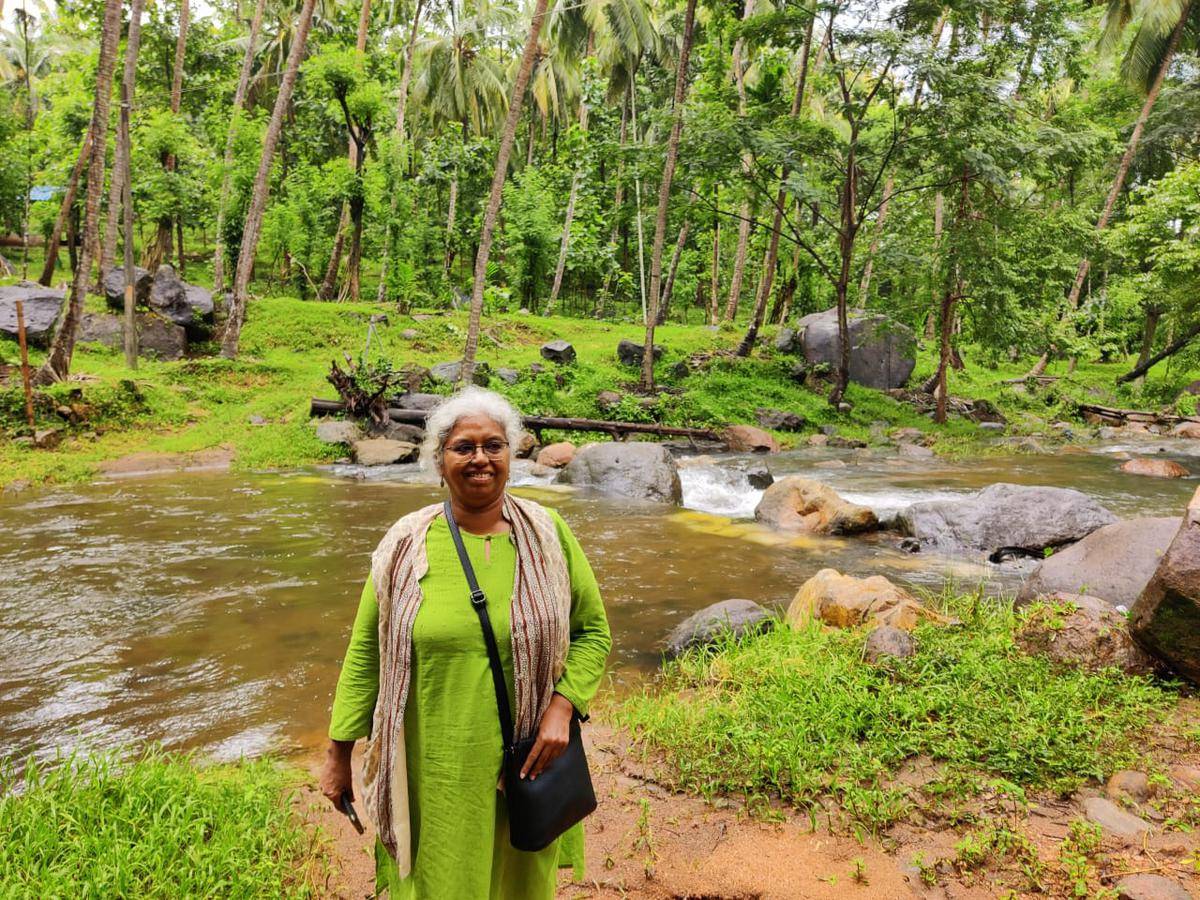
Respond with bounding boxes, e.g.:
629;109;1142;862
2;292;1196;488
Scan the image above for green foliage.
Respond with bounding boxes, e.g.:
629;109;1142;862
0;750;322;897
616;592;1174;831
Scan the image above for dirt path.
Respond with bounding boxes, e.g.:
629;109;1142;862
296;721;1200;899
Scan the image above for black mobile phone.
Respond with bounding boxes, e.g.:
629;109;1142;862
339;790;365;835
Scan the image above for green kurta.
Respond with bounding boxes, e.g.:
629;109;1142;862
329;507;611;899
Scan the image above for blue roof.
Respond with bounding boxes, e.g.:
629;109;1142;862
29;186;61;201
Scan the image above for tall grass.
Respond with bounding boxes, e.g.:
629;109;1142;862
617;593;1177;829
0;750;323;898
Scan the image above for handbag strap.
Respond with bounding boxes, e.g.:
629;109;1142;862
443;500;516;752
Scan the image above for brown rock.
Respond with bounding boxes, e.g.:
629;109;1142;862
1106;770;1153;804
787;568;948;631
1114;874;1192;900
536;441;576;468
351;439;418;466
1171;422;1200;439
596;390;623;411
33;427;63;449
1082;796;1152;840
724;425;781;454
754;476;878;535
1121;458;1190;478
863;625;915;662
807;433;829;447
1168;764;1200;792
898;442;934;459
1130;486;1200;683
1016;592;1159;676
516;431;538;458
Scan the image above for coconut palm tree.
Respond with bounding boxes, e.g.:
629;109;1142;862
460;0;553;384
36;0;122;384
640;0;698;392
221;0;318;358
142;0;190;273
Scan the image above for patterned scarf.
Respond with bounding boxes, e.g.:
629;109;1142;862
360;493;572;872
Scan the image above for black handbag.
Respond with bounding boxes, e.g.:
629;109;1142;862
443;501;598;852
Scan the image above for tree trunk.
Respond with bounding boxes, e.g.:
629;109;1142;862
38;136;89;286
933;171;971;423
99;0;146;287
708;185;720;325
722;0;758;323
119;67;138;368
547;101;589;313
35;0;121;384
344;0;372;300
657;202;693;324
460;0;552;384
828;150;857;406
1066;0;1192;310
1134;305;1163;385
213;0;268;295
376;0;425;303
735;20;813;357
640;0;698;392
146;0;189;272
924;190;944;340
443;176;458;277
221;0;317;358
857;174;892;302
1118;320;1200;384
630;79;648;321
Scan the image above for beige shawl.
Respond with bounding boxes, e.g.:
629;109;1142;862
360;494;572;873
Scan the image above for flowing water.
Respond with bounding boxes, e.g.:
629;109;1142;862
3;439;1197;766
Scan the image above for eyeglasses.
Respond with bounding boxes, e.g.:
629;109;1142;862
444;440;510;460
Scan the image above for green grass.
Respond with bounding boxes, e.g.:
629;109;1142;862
3;289;1198;489
0;749;324;898
615;592;1177;831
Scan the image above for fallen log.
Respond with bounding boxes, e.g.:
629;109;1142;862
1077;402;1200;428
310;398;723;442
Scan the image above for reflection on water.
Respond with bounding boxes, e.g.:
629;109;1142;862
1;444;1193;765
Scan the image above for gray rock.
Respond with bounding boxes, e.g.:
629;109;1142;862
1114;874;1192;900
1082;797;1152;840
596;390;623;410
400;328;420;340
248;415;267;426
794;307;916;390
540;339;576;364
34;427;63;449
1017;518;1178;608
664;599;772;657
352;438;418;466
78;312;123;346
978;421;1005;433
316;420;365;445
429;360;490;385
135;312;187;360
394;392;443;411
616;338;663;368
495;367;520;386
755;408;806;432
820;424;838;437
0;282;66;346
774;327;800;354
558;442;682;503
898;442;934;459
897;483;1117;555
148;265;213;335
864;625;915;663
102;265;152;309
745;464;773;490
376;421;425;444
1016;592;1159;676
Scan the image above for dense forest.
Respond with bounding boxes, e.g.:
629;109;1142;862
1;0;1199;410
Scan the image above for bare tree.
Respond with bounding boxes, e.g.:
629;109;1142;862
220;0;318;357
35;0;122;383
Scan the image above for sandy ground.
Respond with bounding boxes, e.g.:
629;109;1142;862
295;715;1200;899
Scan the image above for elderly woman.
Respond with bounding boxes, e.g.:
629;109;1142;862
320;386;611;898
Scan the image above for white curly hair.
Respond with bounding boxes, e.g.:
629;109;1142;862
419;386;525;472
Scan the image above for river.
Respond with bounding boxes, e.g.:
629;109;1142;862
2;439;1196;766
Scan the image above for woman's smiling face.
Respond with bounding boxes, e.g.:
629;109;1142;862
440;414;510;510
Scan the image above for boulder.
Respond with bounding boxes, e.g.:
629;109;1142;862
495;367;520;386
897;483;1117;555
102;265;152;309
1106;770;1153;804
794;307;916;390
351;438;418;466
0;282;66;346
1171;422;1200;439
596;390;623;411
34;427;63;449
428;360;489;385
400;328;420;340
136;312;187;360
745;463;773;490
558;442;682;503
787;568;947;630
1082;797;1152;840
540;339;576;364
376;421;425;444
1130;487;1200;683
1017;518;1178;608
724;424;781;454
515;432;538;458
315;420;364;445
148;265;213;335
1121;458;1190;478
1015;592;1159;676
754;408;806;432
78;312;122;346
891;427;925;444
807;434;829;447
664;599;773;657
864;625;915;663
774;327;800;354
394;392;444;411
536;441;576;468
755;476;878;535
898;442;934;459
616;338;663;368
1114;875;1192;900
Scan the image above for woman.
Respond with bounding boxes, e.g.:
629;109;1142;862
320;386;611;898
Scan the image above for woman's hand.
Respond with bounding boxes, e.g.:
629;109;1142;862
520;693;575;781
320;739;356;809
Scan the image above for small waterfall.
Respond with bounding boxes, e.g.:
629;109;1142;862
679;465;765;518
